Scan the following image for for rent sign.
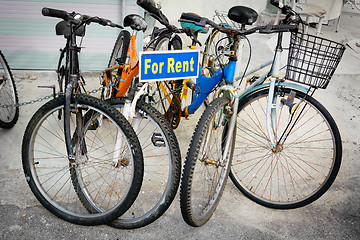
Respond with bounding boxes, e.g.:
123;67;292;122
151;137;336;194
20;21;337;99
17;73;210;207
139;50;199;82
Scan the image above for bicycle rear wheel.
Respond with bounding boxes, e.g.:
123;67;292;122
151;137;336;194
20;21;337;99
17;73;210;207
108;30;131;67
180;97;234;227
106;98;181;229
230;88;341;209
0;51;19;128
22;95;143;225
102;30;131;100
147;34;183;129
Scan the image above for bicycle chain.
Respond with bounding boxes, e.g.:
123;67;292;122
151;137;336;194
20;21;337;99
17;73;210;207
0;85;107;109
0;82;182;108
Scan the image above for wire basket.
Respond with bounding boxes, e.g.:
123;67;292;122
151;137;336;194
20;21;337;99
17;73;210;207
285;32;346;89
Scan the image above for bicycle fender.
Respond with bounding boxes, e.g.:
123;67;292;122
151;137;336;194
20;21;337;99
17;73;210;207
239;82;310;102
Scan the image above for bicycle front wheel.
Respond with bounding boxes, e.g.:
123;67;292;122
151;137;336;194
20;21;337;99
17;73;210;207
106;98;181;229
0;51;19;128
230;88;342;209
22;95;143;225
180;97;234;227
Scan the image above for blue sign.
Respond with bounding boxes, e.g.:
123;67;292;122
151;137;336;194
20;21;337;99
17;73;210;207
139;50;199;82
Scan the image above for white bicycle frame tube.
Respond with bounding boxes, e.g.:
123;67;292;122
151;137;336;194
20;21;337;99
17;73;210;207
112;82;149;166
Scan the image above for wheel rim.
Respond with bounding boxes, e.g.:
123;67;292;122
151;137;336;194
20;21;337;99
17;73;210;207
27;103;135;218
231;90;338;206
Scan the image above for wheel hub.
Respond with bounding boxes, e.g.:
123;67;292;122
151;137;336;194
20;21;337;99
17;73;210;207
272;143;283;153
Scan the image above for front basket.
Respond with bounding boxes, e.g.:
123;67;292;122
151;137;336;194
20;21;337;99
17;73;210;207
285;32;346;89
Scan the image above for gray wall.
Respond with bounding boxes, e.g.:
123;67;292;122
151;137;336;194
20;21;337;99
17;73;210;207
0;0;269;70
0;0;139;70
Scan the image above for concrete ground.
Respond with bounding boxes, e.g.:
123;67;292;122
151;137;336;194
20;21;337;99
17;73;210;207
1;4;359;240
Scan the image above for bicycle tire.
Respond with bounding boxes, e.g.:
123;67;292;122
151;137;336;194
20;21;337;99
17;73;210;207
180;97;234;227
108;30;131;67
0;50;19;128
230;87;342;209
104;97;181;229
147;34;183;129
22;95;143;225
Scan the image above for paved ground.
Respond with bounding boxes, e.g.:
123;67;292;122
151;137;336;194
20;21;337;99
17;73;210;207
1;5;359;240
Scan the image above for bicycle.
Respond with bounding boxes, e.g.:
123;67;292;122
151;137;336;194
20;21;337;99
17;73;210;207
180;0;344;227
96;0;182;229
0;50;19;128
22;8;144;226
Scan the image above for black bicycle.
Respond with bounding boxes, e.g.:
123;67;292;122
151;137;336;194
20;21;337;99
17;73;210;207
22;8;144;226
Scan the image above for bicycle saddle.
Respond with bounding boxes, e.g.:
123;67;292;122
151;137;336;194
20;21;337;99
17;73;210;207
56;20;85;38
228;6;258;26
124;14;147;32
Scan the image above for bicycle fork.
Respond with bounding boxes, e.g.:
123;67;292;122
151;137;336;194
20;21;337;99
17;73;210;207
64;74;77;161
267;77;278;149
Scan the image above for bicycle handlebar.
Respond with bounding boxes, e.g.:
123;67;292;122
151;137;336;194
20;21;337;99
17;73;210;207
42;7;80;24
42;7;123;28
179;11;297;36
136;0;170;27
179;13;221;30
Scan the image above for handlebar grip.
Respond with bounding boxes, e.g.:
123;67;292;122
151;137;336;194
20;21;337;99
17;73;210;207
136;0;158;15
180;13;221;30
42;7;69;19
258;24;298;34
180;12;203;23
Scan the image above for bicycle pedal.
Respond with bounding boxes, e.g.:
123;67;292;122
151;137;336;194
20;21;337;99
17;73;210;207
151;132;165;147
289;103;300;115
